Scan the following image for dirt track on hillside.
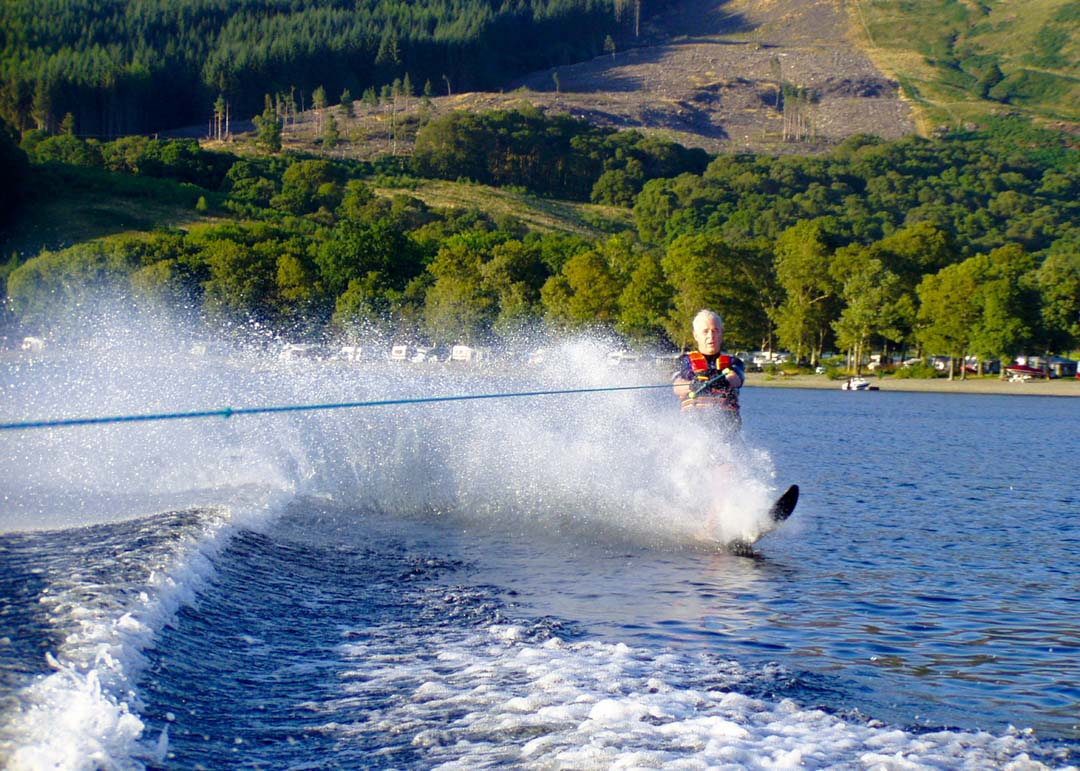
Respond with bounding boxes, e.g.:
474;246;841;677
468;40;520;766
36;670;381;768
265;0;917;158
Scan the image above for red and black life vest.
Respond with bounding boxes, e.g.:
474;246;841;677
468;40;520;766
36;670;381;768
680;351;741;422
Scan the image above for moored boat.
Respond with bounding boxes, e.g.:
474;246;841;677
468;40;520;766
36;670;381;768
841;377;879;391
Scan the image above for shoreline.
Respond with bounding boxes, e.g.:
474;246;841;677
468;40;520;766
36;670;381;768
743;371;1080;397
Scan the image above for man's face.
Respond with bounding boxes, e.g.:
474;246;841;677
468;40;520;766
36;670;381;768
693;317;723;355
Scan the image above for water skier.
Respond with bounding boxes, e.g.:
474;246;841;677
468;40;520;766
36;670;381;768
671;309;745;431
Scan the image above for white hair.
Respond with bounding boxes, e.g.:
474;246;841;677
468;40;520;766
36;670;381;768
693;309;723;329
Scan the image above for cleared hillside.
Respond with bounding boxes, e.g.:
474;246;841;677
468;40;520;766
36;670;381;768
263;0;919;158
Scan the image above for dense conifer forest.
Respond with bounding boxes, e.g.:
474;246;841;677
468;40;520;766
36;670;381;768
0;0;645;136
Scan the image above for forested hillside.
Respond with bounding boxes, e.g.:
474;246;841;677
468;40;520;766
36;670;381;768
0;0;648;137
2;0;1078;372
4;110;1077;370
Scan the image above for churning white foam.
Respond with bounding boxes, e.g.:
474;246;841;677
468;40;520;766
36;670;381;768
3;312;784;544
1;318;791;768
323;623;1070;770
0;493;292;770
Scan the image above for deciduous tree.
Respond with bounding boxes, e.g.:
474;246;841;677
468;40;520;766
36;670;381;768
1033;233;1080;352
770;221;838;363
617;253;672;344
916;260;981;379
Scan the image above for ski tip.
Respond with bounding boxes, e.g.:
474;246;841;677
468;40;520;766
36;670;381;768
770;484;799;523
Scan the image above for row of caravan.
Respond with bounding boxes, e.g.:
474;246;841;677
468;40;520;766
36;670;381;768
388;344;487;363
277;343;488;364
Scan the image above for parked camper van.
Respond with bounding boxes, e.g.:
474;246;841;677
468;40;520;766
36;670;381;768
450;345;487;363
21;337;45;354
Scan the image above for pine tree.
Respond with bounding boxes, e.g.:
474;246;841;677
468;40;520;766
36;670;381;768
254;94;282;152
402;73;414;112
31;78;52;133
312;85;327;137
286;87;298;126
213;94;226;139
323;113;340;149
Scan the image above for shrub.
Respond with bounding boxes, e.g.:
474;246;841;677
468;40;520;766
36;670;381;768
892;362;940;379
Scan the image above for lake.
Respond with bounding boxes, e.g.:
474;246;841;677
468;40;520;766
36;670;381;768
1;348;1077;768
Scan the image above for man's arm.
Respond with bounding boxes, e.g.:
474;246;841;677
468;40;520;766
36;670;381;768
672;354;694;398
715;355;744;389
725;357;745;389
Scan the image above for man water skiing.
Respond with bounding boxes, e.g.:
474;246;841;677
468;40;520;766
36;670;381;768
671;309;798;549
671;309;746;431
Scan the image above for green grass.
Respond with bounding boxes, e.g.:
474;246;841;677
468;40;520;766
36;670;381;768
374;179;636;238
2;161;636;263
853;0;1080;132
2;165;216;259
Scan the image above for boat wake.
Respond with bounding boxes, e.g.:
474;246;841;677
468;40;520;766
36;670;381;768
6;322;1066;768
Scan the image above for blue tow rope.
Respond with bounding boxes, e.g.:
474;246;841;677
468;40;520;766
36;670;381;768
0;384;671;432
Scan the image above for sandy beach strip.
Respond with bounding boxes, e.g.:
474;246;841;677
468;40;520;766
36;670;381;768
744;372;1080;397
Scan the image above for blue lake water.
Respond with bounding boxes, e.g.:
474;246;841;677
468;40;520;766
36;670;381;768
1;347;1078;768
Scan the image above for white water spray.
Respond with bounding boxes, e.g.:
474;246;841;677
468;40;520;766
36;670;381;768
2;310;781;544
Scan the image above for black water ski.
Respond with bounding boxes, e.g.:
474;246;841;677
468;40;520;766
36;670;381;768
727;484;799;556
768;484;799;523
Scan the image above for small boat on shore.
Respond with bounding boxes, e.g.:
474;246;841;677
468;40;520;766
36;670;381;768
1005;364;1045;381
842;377;879;391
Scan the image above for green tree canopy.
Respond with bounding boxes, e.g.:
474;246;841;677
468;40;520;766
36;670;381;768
916;259;982;376
967;243;1040;371
770;220;840;363
541;247;623;331
660;233;770;351
617;253;673;344
831;255;907;372
479;239;550;338
424;234;505;342
1033;230;1080;351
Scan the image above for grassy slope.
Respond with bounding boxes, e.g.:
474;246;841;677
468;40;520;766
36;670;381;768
851;0;1080;131
374;179;635;237
3;166;212;258
1;163;634;261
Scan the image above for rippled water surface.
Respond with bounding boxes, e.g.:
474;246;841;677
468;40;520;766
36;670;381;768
740;388;1080;734
2;354;1078;767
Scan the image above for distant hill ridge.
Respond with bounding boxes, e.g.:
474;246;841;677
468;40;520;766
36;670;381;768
4;0;1076;155
416;0;1078;154
260;0;918;158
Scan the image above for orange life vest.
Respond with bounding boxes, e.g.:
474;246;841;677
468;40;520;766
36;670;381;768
681;352;741;421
